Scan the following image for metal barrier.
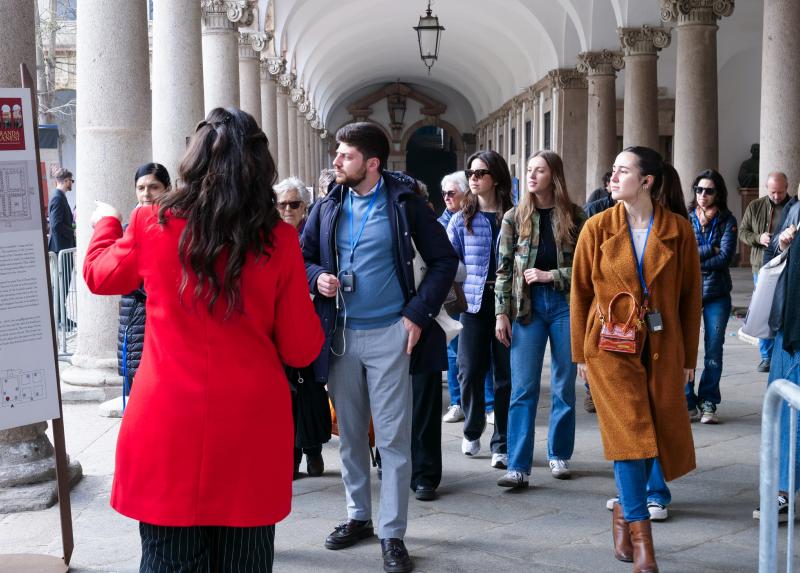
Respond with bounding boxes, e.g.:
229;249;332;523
56;248;77;355
760;378;800;572
48;252;59;327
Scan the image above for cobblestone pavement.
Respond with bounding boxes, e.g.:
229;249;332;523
0;269;790;572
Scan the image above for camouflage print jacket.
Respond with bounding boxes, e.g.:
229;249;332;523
495;204;587;324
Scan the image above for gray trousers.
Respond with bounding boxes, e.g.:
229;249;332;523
327;319;412;539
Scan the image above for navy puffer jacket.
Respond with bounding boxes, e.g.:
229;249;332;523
117;287;146;381
688;208;738;303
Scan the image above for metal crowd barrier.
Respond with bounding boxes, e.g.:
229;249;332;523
760;378;800;572
48;252;59;326
56;248;77;355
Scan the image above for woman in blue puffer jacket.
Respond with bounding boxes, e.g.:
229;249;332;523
686;168;738;424
446;150;514;468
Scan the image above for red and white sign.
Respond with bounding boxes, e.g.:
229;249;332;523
0;97;26;151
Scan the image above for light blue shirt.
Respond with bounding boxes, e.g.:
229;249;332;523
336;177;405;329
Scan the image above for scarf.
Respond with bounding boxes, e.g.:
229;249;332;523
695;205;719;228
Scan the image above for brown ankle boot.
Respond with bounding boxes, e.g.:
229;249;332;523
629;519;658;573
612;503;633;562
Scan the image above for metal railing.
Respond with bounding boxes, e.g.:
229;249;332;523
760;378;800;572
55;248;77;355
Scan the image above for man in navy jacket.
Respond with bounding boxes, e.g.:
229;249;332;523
302;122;456;573
48;168;76;253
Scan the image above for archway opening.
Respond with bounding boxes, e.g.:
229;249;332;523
405;126;457;215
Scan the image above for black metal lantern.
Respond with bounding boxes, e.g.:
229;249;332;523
414;1;444;74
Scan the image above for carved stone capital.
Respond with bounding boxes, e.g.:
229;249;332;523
306;108;317;122
660;0;734;25
298;99;310;114
320;130;329;140
576;50;625;76
619;25;672;56
263;56;285;78
290;85;305;105
548;68;588;90
201;0;255;29
239;32;267;60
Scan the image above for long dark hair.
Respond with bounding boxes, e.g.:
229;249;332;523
688;168;729;213
462;150;513;232
623;146;687;219
158;107;279;318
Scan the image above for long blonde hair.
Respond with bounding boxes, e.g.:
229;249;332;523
515;150;577;246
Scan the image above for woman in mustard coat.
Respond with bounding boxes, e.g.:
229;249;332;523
570;146;701;573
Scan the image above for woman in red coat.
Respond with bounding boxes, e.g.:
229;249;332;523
84;107;324;573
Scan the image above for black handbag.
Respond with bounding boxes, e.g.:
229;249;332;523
443;281;468;315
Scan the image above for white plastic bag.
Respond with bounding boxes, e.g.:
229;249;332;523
742;249;789;339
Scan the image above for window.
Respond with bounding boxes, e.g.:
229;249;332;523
488;139;493;151
543;112;551;150
510;127;516;156
525;120;531;158
499;134;504;157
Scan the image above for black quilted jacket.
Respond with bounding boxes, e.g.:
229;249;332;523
117;287;146;381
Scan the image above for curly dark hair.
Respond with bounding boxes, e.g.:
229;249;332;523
158;107;279;318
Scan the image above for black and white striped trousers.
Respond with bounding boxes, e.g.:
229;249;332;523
139;522;275;573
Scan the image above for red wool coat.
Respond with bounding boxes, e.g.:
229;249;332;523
83;206;324;527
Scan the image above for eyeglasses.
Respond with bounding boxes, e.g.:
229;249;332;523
442;190;460;198
693;186;717;196
277;200;303;210
465;169;491;180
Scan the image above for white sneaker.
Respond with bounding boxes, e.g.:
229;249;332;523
486;411;495;425
491;453;508;469
461;437;480;456
442;404;465;423
647;502;669;521
549;459;571;479
606;496;619;511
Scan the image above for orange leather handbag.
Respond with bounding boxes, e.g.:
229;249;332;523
597;292;644;354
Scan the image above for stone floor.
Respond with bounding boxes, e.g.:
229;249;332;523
0;268;794;572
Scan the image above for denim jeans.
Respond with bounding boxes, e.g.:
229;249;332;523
686;295;731;409
506;285;576;473
610;458;671;506
447;333;495;412
614;458;657;522
755;274;775;361
767;331;800;492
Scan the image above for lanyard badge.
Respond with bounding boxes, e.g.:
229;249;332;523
628;213;662;333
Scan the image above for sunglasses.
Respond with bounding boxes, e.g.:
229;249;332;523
693;186;717;196
277;200;303;210
465;169;491;180
442;190;460;198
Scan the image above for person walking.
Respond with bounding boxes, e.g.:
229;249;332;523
302;122;456;573
446;150;514;469
738;172;792;372
494;150;585;488
48;167;76;254
685;169;738;424
84;108;324;573
571;146;701;572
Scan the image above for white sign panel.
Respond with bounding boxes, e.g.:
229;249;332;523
0;88;61;430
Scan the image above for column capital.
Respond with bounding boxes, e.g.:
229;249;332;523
576;49;625;76
320;129;329;140
618;25;672;56
298;97;310;114
238;31;267;60
547;68;588;90
278;72;295;96
260;56;285;81
306;107;317;122
660;0;734;26
201;0;256;29
290;85;305;105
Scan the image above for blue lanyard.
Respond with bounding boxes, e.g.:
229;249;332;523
348;178;382;264
692;214;717;248
628;213;654;299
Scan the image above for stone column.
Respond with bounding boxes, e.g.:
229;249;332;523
260;57;283;165
304;109;316;185
295;104;307;183
289;83;304;178
532;93;542;151
63;0;153;403
662;0;734;197
577;50;624;199
0;0;82;514
619;26;671;150
238;31;265;125
152;0;204;177
549;69;589;204
759;0;800;193
201;0;251;113
276;74;293;179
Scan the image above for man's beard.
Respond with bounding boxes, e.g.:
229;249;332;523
337;164;368;189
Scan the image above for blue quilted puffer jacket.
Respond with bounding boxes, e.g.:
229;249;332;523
688;208;738;303
446;210;499;313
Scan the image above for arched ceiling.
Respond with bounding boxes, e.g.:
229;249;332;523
259;0;666;132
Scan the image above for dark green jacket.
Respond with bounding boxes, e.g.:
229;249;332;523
495;204;586;323
739;195;785;273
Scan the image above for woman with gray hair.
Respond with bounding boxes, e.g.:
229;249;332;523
273;175;331;478
274;176;311;232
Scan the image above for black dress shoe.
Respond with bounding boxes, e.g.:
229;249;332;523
324;519;374;550
306;452;324;477
414;485;436;501
380;538;413;573
758;359;771;373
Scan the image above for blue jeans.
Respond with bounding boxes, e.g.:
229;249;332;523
447;334;495;411
686;295;731;408
755;274;775;361
506;285;576;473
615;458;657;522
768;331;800;492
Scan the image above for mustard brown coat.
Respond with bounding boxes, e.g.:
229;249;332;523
570;202;702;481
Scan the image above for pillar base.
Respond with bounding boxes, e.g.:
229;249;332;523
59;359;122;403
0;460;82;514
98;396;124;418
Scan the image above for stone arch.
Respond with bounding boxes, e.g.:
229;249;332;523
400;118;466;170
